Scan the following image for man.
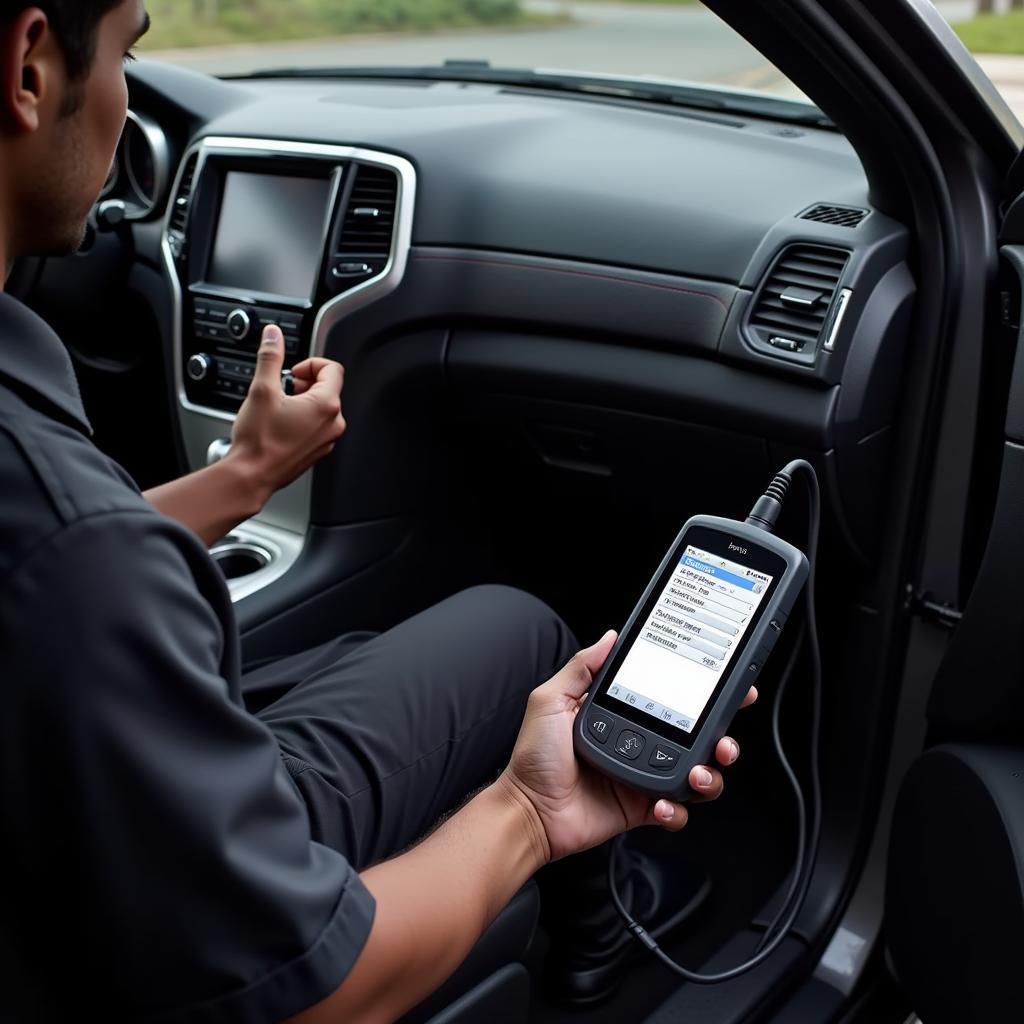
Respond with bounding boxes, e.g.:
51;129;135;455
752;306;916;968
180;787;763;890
0;3;752;1021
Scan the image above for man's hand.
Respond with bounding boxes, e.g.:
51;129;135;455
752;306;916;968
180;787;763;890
144;326;346;544
288;634;755;1024
499;631;755;863
228;325;347;505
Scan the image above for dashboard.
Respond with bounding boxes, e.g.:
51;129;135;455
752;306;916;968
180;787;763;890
56;60;914;615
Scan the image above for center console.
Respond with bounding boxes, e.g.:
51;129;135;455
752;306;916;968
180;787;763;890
160;137;416;599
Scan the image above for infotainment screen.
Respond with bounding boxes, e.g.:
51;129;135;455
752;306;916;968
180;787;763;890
208;173;333;302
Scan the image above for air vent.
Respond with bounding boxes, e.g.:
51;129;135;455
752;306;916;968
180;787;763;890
328;163;399;292
800;203;868;228
749;245;849;350
168;153;198;236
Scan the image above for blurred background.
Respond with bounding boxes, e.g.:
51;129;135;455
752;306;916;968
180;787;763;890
140;1;1024;120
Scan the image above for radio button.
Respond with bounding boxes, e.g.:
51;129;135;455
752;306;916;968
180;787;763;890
649;744;680;771
614;730;645;760
587;713;613;744
227;308;252;342
187;353;212;382
195;321;227;342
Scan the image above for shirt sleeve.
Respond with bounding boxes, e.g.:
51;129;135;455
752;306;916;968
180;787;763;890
0;510;375;1023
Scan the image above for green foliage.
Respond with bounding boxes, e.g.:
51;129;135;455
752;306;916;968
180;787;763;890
953;10;1024;55
143;0;531;50
319;0;524;32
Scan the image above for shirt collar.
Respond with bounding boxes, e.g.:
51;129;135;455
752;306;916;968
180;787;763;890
0;291;93;435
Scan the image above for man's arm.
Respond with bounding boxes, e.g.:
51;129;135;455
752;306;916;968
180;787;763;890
144;325;346;545
290;780;547;1024
288;634;749;1024
142;456;271;547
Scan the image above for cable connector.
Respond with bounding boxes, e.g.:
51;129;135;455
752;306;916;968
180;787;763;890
627;922;659;952
745;469;793;533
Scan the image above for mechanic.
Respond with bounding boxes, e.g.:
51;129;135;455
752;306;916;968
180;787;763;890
0;3;752;1021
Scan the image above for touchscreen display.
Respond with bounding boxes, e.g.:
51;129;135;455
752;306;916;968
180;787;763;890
607;544;774;734
208;173;333;301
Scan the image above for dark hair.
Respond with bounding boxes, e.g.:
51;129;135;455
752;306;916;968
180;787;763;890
1;0;124;80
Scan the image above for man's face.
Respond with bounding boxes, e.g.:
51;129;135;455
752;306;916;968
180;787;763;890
7;1;149;258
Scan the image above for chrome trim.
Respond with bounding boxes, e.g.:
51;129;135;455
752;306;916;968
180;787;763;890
161;136;417;423
210;539;273;570
123;109;170;220
227;308;251;341
206;437;232;465
824;288;852;352
187;352;211;381
211;524;305;603
905;0;1024;147
159;137;416;600
780;289;820;310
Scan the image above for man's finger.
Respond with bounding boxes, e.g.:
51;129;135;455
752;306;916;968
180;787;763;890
253;325;285;387
714;736;740;767
650;799;688;832
292;357;345;384
741;686;758;709
688;764;724;803
555;630;617;700
304;361;345;403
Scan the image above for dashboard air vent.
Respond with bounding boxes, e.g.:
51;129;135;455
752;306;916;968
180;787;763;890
329;163;399;292
749;244;849;351
169;153;199;236
800;203;868;228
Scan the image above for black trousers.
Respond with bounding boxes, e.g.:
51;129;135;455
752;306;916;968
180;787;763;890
243;585;578;870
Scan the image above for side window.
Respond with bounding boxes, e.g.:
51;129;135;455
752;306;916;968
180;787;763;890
941;0;1024;124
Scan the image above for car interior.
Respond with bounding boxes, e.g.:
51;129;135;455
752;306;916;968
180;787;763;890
8;0;1024;1021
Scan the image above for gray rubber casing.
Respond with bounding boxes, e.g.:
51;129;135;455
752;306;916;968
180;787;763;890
573;514;809;801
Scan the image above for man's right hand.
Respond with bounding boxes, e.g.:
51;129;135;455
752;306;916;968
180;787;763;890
499;632;754;864
228;324;347;503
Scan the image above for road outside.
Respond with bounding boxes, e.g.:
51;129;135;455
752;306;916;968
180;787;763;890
145;1;1024;124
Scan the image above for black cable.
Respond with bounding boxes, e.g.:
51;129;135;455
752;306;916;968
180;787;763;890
607;460;822;984
754;463;822;953
752;619;808;954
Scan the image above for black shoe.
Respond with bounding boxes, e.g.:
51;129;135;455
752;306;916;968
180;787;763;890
543;845;712;1006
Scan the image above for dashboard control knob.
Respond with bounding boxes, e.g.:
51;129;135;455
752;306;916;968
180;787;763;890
227;308;252;341
96;199;127;231
187;352;213;382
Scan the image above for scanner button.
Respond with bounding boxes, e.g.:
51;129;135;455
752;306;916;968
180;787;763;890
769;619;782;633
587;713;613;744
649;744;680;771
614;730;645;760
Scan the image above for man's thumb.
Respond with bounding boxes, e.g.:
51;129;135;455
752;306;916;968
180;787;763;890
254;324;285;383
560;630;618;699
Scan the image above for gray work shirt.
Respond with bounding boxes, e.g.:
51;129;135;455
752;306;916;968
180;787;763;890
0;292;374;1022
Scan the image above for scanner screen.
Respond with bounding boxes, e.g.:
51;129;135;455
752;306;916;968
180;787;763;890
607;545;774;734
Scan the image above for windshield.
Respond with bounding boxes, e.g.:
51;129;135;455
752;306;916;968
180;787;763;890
140;0;814;114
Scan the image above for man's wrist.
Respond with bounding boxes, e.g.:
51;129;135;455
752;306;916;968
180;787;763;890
219;449;275;518
492;772;551;871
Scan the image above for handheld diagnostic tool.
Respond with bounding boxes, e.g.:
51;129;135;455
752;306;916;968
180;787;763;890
574;515;808;801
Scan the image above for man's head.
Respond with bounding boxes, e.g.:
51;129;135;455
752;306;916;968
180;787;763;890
0;1;150;267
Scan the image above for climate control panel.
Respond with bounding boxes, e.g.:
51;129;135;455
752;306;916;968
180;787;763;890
182;295;307;411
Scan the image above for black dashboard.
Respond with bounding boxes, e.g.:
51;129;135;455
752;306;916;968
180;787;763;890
24;58;915;638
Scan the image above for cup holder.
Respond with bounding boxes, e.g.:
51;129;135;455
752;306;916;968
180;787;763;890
210;540;273;581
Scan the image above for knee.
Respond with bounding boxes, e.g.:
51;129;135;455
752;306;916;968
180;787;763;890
455;584;578;674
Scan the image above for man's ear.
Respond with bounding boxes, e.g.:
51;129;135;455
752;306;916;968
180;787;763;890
1;7;57;133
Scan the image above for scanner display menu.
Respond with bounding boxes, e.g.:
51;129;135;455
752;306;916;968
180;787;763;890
608;545;773;733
